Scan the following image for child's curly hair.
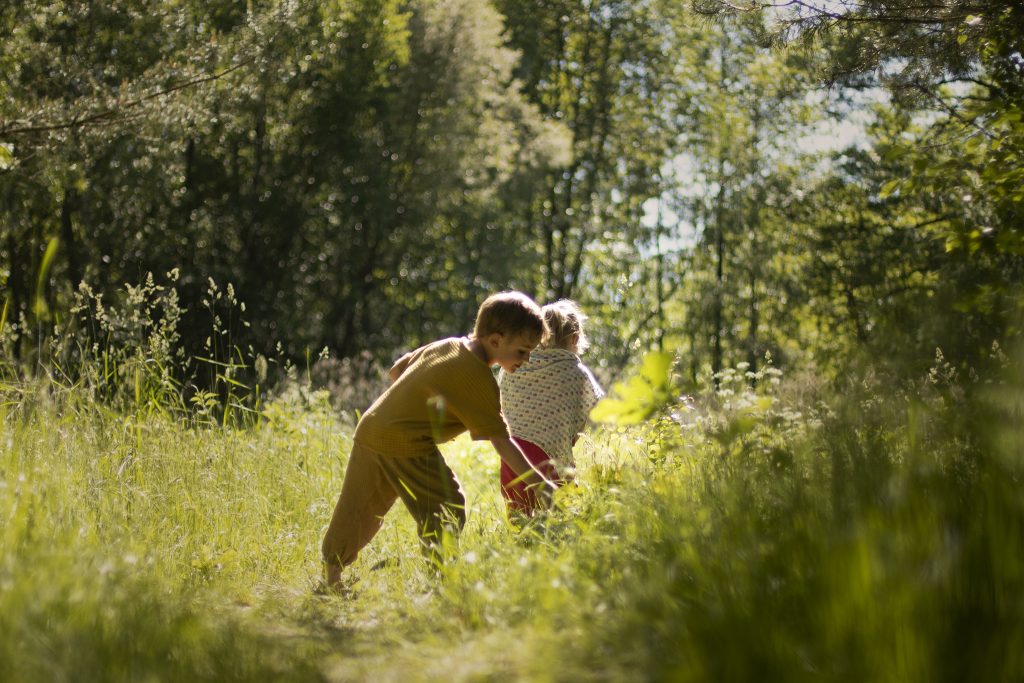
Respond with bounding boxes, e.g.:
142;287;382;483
542;299;589;353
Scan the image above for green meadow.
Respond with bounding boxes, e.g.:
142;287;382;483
3;355;1022;682
4;0;1024;680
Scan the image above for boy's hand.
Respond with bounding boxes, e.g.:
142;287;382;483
533;480;557;509
490;437;559;499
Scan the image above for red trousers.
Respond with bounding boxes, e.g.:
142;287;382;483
500;437;563;515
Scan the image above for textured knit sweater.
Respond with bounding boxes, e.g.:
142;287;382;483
354;337;510;457
498;348;604;469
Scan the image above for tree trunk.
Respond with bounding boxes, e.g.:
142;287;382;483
6;231;23;361
745;109;764;383
655;203;666;352
711;157;727;389
562;18;616;300
710;36;732;389
712;216;724;388
747;266;758;381
60;189;81;292
544;182;558;298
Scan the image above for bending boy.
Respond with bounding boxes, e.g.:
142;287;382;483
321;291;558;589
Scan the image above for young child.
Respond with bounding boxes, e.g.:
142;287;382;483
498;299;604;516
321;291;558;589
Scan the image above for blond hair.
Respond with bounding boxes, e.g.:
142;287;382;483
542;299;589;353
473;291;546;342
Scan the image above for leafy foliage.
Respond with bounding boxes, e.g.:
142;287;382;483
590;350;674;425
0;0;568;375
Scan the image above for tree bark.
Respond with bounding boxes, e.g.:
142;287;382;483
60;188;82;292
5;231;23;361
747;265;759;380
711;158;727;389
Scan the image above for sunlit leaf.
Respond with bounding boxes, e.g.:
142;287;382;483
639;351;673;386
33;238;60;318
878;179;901;199
0;143;14;170
591;352;674;426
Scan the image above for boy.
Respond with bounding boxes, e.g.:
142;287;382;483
321;291;558;589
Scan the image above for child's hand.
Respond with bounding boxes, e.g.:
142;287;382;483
532;480;557;509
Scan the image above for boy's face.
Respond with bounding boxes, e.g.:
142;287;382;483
485;331;539;373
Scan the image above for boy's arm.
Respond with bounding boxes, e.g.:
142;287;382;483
388;363;405;383
388;350;417;383
490;436;558;502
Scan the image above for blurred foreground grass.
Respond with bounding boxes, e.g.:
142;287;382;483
1;362;1023;682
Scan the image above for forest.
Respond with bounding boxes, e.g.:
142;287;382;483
2;0;1022;681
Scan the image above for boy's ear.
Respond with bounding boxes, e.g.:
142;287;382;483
486;332;504;348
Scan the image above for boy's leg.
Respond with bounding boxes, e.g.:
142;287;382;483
321;444;399;582
377;449;466;563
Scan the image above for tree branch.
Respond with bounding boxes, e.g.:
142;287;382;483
0;59;253;137
705;0;986;26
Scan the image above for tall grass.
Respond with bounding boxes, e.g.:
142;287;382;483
0;385;337;680
1;285;1022;680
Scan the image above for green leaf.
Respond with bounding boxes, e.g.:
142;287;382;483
591;352;674;426
0;143;14;170
33;237;60;318
878;179;901;199
639;351;674;386
590;397;650;425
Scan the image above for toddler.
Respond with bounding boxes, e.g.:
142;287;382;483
498;299;604;515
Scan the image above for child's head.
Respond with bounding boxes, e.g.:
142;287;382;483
473;291;546;346
541;299;589;354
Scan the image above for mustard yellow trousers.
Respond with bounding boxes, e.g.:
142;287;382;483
321;443;466;568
